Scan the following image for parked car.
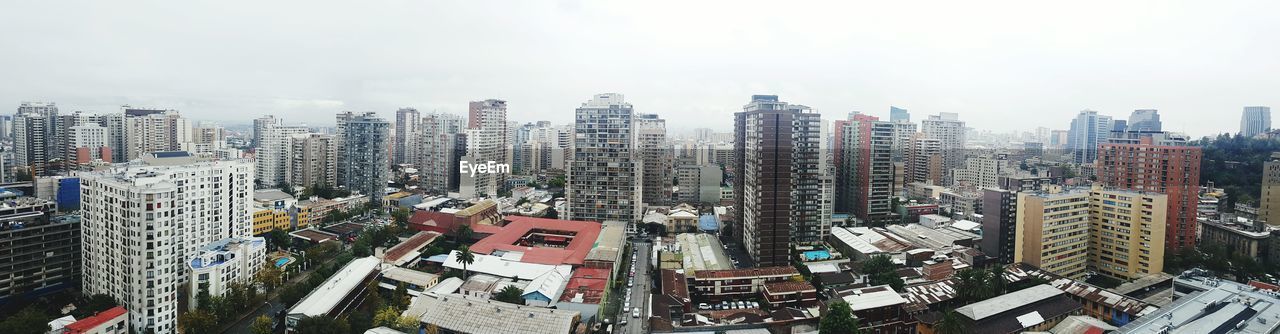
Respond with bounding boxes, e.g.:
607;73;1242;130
698;303;711;310
751;301;760;309
628;281;633;287
632;308;641;318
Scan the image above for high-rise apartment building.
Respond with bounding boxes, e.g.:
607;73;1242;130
733;95;822;266
838;114;896;225
1016;189;1090;279
1096;135;1201;250
1087;188;1166;280
1128;109;1162;132
904;133;944;186
416;112;467;194
0;197;78;303
288;133;338;188
393;107;420;165
461;100;508;199
256;124;310;188
13;102;59;176
952;154;1011;190
69;124;112;164
252;115;279;148
676;164;722;204
1260;153;1280;226
567;93;642;223
981;188;1017;264
920;113;965;184
337;112;390;202
123;111;192;161
1241;106;1272;138
636;113;671;206
80;153;253;334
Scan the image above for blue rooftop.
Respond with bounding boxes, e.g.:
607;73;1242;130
698;214;719;231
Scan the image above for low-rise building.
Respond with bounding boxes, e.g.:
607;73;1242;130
186;237;266;310
762;281;817;307
1117;270;1280;333
944;285;1083;334
839;285;913;333
691;266;800;301
60;306;129;334
404;293;581;334
252;206;292;235
285;257;381;332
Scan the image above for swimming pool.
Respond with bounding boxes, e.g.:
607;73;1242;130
274;258;290;267
802;250;831;261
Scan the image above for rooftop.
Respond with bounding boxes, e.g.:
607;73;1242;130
694;266;799;280
380;267;439;289
63;306;127;332
840;285;907;311
405;293;580;334
560;268;610;304
443;250;572;281
287;256;381;318
382;231;442;266
290;229;339;243
468;216;602;266
955;284;1062;321
253;189;294;202
764;281;817;294
676;233;734;275
1117;273;1280;334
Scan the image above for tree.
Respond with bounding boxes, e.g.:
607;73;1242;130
294;316;350;334
250;315;274;334
452;223;473;243
935;309;966;334
372;306;405;329
494;285;524;304
308;241;340;260
266;229;291;250
0;306;51;334
391;207;410;228
393;282;410;308
255;262;284;290
819;301;862;334
456;245;476;280
861;255;904;291
177;309;218;334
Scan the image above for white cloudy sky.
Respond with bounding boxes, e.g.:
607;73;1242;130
2;0;1277;137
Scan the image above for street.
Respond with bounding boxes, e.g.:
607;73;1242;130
620;240;652;334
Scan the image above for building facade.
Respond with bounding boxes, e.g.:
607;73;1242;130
1241;106;1272;138
733;95;822;266
566;93;642;223
80;153;253;333
186;237;266;310
1087;188;1167;280
256;124;310;188
288;133;338;188
337;112;390;201
636;113;671;206
0;197;79;303
1016;189;1090;279
1096;135;1201;250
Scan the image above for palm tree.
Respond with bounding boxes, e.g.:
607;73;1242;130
456;245;475;279
936;309;965;334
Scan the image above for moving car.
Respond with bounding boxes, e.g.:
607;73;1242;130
632;307;640;318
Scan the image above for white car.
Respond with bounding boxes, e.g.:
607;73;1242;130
632;307;641;318
628;281;633;287
698;303;711;310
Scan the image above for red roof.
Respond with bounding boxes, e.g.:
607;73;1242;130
693;266;799;280
468;216;602;265
409;211;457;233
661;269;690;302
383;231;442;263
764;281;817;294
1250;280;1280;291
65;306;127;332
560;268;611;303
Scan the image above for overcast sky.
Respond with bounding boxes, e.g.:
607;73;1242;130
2;1;1276;137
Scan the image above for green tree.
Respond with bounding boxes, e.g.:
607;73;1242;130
393;282;410;308
295;316;350;334
266;229;292;250
250;315;274;334
255;262;284;290
0;306;51;334
819;301;862;334
178;309;218;334
494;285;525;304
456;245;476;280
861;255;904;291
372;306;403;328
452;223;473;243
936;309;966;334
392;207;411;228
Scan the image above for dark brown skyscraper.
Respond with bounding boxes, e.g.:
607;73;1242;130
733;95;821;267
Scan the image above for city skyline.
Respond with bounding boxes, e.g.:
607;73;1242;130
2;1;1279;136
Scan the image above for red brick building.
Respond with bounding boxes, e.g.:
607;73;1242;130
762;281;818;307
1096;136;1202;249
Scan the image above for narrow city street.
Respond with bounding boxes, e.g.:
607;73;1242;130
620;240;652;334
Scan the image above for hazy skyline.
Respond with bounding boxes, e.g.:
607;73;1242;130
2;1;1277;137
